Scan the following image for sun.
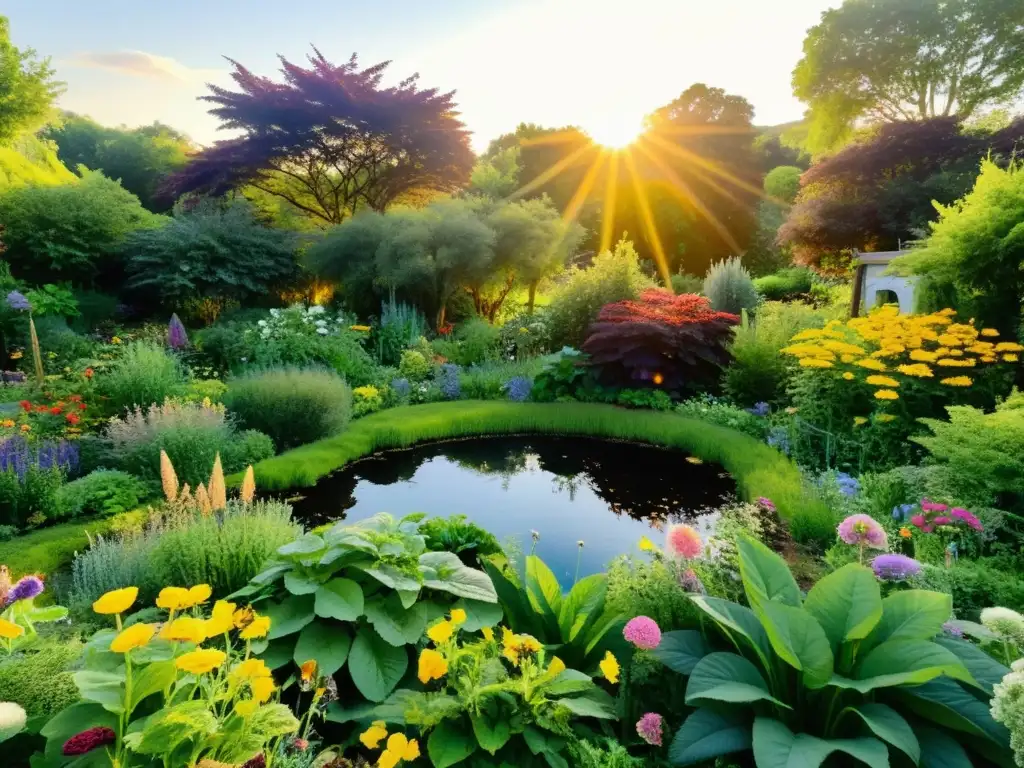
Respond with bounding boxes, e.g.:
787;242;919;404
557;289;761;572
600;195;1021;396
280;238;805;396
585;116;644;149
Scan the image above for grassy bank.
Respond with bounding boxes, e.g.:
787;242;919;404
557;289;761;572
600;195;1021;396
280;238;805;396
237;401;835;545
0;517;114;577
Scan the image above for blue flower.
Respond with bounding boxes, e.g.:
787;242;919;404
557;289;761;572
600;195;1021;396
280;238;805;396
891;503;915;521
503;376;532;403
5;291;31;312
437;364;461;400
746;402;770;417
390;378;411;400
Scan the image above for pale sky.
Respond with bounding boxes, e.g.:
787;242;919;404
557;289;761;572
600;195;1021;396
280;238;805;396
5;0;839;152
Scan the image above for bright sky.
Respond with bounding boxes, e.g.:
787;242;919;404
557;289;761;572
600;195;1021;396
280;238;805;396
5;0;838;152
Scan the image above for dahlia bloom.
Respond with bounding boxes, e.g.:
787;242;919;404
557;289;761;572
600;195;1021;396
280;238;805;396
623;616;662;650
666;524;702;559
636;712;664;746
871;554;922;582
837;514;888;549
63;727;116;756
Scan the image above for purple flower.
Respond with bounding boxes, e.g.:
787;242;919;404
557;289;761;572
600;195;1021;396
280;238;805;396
503;376;532;402
636;713;664;746
5;575;44;605
942;621;964;638
757;497;776;513
167;313;189;350
623;616;662;650
5;291;31;312
871;554;922;582
438;364;460;400
746;402;770;417
837;514;888;549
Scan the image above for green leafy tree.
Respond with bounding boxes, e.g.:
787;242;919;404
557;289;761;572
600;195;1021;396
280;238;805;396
0;16;63;144
0;134;76;192
43;114;193;212
794;0;1024;153
763;166;802;204
0;170;163;286
469;146;521;199
124;200;298;315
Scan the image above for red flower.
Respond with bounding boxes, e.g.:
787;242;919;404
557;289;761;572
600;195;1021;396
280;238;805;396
35;404;49;412
65;413;80;425
78;402;87;410
84;368;94;379
241;755;266;768
63;727;116;756
69;394;82;402
50;406;63;415
18;400;31;412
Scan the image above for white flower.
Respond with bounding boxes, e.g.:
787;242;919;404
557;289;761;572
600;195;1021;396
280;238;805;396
316;327;329;335
981;607;1024;644
315;319;328;327
0;702;26;741
257;320;267;327
309;305;325;315
269;309;280;317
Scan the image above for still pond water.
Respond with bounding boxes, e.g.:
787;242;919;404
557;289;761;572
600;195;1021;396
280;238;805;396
290;437;736;587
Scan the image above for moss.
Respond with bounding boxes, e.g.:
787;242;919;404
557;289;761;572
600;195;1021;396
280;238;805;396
233;401;836;547
0;640;82;719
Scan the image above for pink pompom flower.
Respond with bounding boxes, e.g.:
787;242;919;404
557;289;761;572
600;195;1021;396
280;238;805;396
837;514;888;562
636;713;664;746
624;616;662;650
666;524;702;559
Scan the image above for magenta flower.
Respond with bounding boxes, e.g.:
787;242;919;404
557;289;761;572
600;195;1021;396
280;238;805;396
167;313;189;350
871;554;922;582
624;616;662;650
921;499;948;513
63;727;116;756
636;713;664;746
757;497;776;513
933;515;952;526
837;514;887;548
666;524;702;559
950;507;983;531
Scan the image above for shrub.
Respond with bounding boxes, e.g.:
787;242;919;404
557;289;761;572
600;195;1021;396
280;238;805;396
0;639;82;720
703;255;758;316
914;558;1024;620
753;266;814;301
582;289;739;391
54;469;149;519
459;358;545;401
434;316;502;365
616;388;673;410
671;272;704;295
546;237;651;349
764;165;803;203
193;320;251;375
437;362;461;400
498;312;549;359
675;395;769;440
420;513;503;566
224;367;352;451
352;384;385;417
31;316;98;373
95;340;186;415
371;298;427;365
0;436;72;528
397;349;432;382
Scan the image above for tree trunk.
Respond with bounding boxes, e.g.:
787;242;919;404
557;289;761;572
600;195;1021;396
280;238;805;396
527;282;538;314
437;304;447;332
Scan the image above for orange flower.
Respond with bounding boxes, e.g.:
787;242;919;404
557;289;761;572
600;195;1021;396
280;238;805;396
300;660;317;683
899;527;912;539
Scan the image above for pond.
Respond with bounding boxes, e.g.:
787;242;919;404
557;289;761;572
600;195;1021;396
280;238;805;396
289;436;736;587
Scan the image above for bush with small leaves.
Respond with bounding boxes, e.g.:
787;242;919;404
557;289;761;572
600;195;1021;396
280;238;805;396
703;256;758;316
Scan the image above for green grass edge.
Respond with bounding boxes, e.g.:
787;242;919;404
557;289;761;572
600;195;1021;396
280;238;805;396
234;401;835;546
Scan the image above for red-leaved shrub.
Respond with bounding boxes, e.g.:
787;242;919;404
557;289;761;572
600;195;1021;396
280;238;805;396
581;289;739;390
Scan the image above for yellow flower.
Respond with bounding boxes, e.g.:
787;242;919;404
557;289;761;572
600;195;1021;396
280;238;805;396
8;351;22;360
349;325;371;332
0;618;25;640
384;733;420;761
547;656;566;677
996;342;1024;352
175;648;226;675
19;424;30;433
855;358;887;371
360;721;389;749
417;648;448;684
300;660;318;683
519;635;542;654
1;419;14;428
600;651;620;684
897;363;933;378
449;609;467;626
877;414;896;423
186;584;212;607
251;676;275;703
156;587;191;611
937;334;962;347
111;336;122;344
937;357;975;368
940;376;973;387
874;389;899;401
239;614;270;639
1004;354;1019;363
378;751;400;768
160;617;208;644
110;623;155;653
798;358;832;368
204;600;237;637
481;627;494;641
981;328;1000;337
427;620;454;645
853;417;867;427
234;700;259;717
865;375;899;388
842;372;855;381
232;606;254;629
93;586;138;615
232;658;272;682
638;536;656;551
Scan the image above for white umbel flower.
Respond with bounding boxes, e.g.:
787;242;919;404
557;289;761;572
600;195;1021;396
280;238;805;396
0;701;26;742
981;607;1024;645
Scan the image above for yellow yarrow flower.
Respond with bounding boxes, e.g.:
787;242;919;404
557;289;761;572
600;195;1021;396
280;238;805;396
996;342;1024;353
360;721;389;749
855;358;887;372
417;648;448;683
980;328;1000;337
110;623;155;653
93;586;138;615
427;620;454;645
897;363;933;378
877;414;896;423
865;375;899;388
600;651;620;684
842;372;855;381
175;648;226;675
909;349;938;362
937;358;975;367
853;417;867;427
1004;354;1019;363
940;376;973;387
799;358;833;368
874;389;899;400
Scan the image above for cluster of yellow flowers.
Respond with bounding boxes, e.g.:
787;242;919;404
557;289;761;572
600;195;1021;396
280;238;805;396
781;307;1021;405
359;723;420;768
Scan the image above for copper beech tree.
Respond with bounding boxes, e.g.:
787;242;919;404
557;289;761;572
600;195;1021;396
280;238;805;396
582;289;739;390
162;50;474;224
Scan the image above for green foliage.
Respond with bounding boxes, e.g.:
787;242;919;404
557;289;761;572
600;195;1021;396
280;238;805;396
224;367;352;452
0;639;82;720
240;513;498;703
661;534;1010;766
914;559;1024;621
469;145;521;199
546;238;651;349
896;160;1024;335
530;348;591;402
95;340;186;415
764;166;802;204
238;401;835;547
615;388;673;411
482;555;624;673
0;516;113;577
54;469;149;519
0;465;65;529
398;350;432;383
24;284;78;319
753;267;814;302
458;359;546;401
420;514;503;567
124;200;299;316
670;272;704;295
566;738;646;768
703;256;758;316
433;318;501;366
0;170;163;286
676;396;768;440
607;556;702;632
372;299;427;366
0;16;62;144
743;200;792;277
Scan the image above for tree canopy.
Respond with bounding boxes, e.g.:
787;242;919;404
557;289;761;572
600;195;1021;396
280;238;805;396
0;16;63;145
42;114;193;212
794;0;1024;153
163;50;475;225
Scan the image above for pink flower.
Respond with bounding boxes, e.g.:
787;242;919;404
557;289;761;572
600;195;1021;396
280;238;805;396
910;514;926;528
921;499;948;513
666;524;702;559
624;616;662;650
933;516;952;526
837;514;888;549
636;713;664;746
951;507;983;531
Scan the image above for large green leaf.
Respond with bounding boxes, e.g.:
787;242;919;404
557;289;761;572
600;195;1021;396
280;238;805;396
364;595;429;647
471;705;512;754
25;605;68;623
832;640;972;693
526;555;563;618
314;577;364;622
127;660;176;714
933;636;1009;695
293;620;352;675
652;630;710;675
363;563;423;592
277;533;326;557
557;573;606;641
869;590;952;648
248;702;301;738
257;635;297;669
668;708;752;767
348;626;409;702
691;596;772;669
40;702;117;741
133;700;218;756
73;670;125;714
898;678;1011;749
556;688;616;719
544;669;596;696
752;717;890;768
420;553;499;603
756;600;834;689
482;559;542;637
453;598;503;633
913;724;974;768
737;534;801;608
284;571;321;596
685;652;787;707
846;703;920;764
428;719;478;767
803;564;882;651
264;595;315;639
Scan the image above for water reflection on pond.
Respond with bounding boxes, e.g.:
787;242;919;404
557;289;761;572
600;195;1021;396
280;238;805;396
289;436;736;586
